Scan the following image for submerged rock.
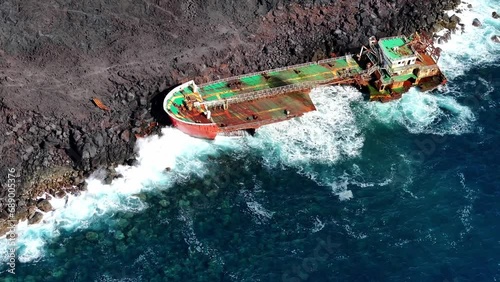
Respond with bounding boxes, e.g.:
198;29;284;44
51;268;65;278
159;199;170;208
85;231;99;241
114;231;125;240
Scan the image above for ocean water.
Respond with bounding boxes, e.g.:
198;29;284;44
1;0;499;281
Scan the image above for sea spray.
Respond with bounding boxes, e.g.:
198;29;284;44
247;86;364;171
362;89;476;135
437;0;500;78
0;128;238;264
245;86;400;197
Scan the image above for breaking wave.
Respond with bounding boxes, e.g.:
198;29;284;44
362;0;500;136
247;86;364;173
245;86;396;196
0;129;237;264
363;89;476;135
436;0;500;78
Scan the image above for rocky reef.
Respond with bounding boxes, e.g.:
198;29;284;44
0;0;462;235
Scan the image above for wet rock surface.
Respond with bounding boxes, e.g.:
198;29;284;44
472;18;482;27
0;0;461;235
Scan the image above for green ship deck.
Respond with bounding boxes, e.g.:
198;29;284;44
166;55;364;123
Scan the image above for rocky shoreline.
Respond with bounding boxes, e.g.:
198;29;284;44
0;0;480;235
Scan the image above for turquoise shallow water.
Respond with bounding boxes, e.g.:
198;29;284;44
1;0;500;280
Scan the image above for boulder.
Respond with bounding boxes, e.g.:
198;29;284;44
36;199;53;212
120;130;130;143
104;175;113;185
126;92;135;102
55;190;66;198
472;18;482;27
85;231;99;241
28;212;43;225
450;14;461;24
15;206;28;221
432;22;445;33
443;31;452;41
491;35;500;43
24;145;34;155
493;12;500;19
114;231;125;240
94;133;105;147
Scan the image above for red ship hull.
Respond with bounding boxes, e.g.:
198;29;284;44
169;115;220;139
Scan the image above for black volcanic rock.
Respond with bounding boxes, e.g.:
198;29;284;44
36;199;53;212
472;18;482;27
28;212;44;225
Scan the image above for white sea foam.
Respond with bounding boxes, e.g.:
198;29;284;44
0;128;235;263
178;209;224;267
458;172;477;237
96;274;140;282
245;201;274;223
364;89;476;135
311;217;325;233
247;86;364;171
330;168;394;199
241;190;274;224
437;0;500;79
343;224;367;239
363;0;498;135
336;190;354;201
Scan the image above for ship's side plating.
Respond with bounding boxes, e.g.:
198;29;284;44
163;80;220;139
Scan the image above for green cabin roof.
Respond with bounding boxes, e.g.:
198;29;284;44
379;37;415;61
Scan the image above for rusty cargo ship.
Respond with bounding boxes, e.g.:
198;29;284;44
164;33;446;139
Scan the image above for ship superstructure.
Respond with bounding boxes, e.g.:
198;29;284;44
164;33;446;139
